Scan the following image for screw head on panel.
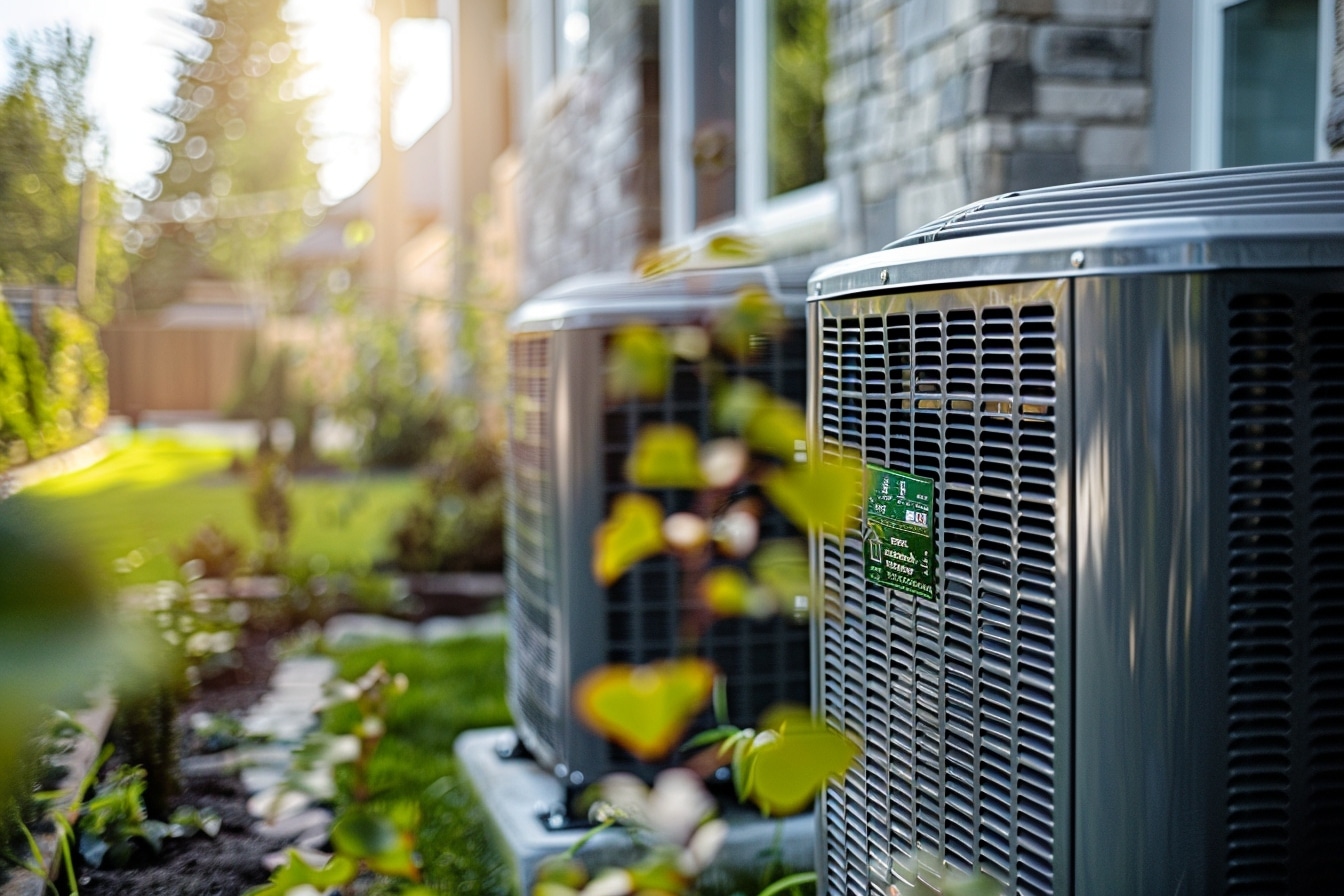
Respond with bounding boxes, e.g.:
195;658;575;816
1070;251;1085;269
880;269;889;284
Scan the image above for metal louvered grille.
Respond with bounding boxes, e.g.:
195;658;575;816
817;286;1064;895
602;325;812;772
1225;290;1344;893
505;334;562;756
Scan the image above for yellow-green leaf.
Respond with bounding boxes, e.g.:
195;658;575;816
762;460;863;533
702;567;751;617
742;396;806;461
713;379;770;434
711;285;785;361
751;539;812;618
574;658;717;762
634;245;692;279
736;715;858;817
626;424;707;489
592;493;667;585
607;324;672;401
703;232;764;264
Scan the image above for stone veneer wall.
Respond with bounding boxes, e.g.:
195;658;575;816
827;0;1155;249
518;1;660;298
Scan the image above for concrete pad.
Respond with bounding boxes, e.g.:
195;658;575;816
454;727;817;893
417;612;508;642
323;613;417;647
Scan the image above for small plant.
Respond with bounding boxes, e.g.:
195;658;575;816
76;764;219;870
171;522;245;581
247;662;425;895
250;451;294;575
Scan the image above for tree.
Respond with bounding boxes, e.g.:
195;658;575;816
0;28;127;322
125;0;320;309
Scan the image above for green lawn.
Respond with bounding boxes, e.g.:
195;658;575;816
21;433;420;584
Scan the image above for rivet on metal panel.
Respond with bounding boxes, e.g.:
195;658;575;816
1070;250;1085;269
815;282;822;296
880;269;889;284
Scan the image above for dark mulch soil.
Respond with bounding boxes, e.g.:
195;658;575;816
79;634;285;896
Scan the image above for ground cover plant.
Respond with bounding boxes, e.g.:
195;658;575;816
316;636;513;896
21;433;419;583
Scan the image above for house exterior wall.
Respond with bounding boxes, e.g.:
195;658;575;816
829;0;1154;250
517;1;661;298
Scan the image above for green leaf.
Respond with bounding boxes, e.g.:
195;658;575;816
592;493;667;585
702;566;752;617
607;323;673;402
762;461;863;533
242;851;359;896
742;397;807;461
626;424;707;489
573;658;717;761
751;539;812;617
330;806;421;880
634;245;692;279
703;233;764;264
736;715;859;817
714;378;770;434
711;285;784;361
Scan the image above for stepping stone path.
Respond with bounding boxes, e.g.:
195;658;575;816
186;611;507;876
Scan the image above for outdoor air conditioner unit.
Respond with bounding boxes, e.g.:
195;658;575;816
807;162;1344;894
504;265;812;796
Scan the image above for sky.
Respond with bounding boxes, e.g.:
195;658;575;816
0;0;450;202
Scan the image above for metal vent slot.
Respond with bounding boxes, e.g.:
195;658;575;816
817;293;1061;895
1225;290;1344;893
505;334;562;757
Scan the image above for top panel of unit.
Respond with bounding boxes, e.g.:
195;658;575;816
810;161;1344;300
510;264;812;333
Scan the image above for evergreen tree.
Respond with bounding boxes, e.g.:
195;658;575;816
126;0;320;309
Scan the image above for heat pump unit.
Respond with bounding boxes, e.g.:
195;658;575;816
807;162;1344;894
505;265;812;793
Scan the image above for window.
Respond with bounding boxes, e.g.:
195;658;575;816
663;0;833;246
1194;0;1334;167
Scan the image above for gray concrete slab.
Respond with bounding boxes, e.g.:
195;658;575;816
454;727;817;893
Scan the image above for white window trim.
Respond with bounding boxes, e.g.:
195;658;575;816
661;0;837;255
1192;0;1335;169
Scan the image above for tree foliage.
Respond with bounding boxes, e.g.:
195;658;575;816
126;0;321;308
0;28;127;322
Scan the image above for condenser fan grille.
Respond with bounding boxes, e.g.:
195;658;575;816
600;325;812;772
817;289;1063;895
1224;289;1344;893
505;334;562;757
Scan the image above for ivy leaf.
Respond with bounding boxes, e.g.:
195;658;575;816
626;424;707;489
592;493;667;585
762;460;863;533
712;380;806;461
242;851;359;896
735;711;859;817
751;539;812;618
702;566;751;617
703;232;764;265
634;245;692;279
330;805;421;880
574;658;717;762
741;396;806;461
607;324;672;401
711;285;785;361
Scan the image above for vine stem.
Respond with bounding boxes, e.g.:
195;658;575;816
756;871;818;896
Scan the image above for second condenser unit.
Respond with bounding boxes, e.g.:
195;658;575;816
808;162;1344;894
504;265;812;793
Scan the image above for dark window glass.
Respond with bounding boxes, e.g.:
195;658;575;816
767;0;828;196
693;0;737;225
1222;0;1318;166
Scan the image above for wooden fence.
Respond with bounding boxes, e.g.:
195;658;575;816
102;321;254;418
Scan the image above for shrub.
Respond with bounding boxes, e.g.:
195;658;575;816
390;432;503;573
171;522;245;581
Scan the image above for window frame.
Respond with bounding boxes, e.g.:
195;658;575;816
661;0;837;251
1192;0;1336;168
